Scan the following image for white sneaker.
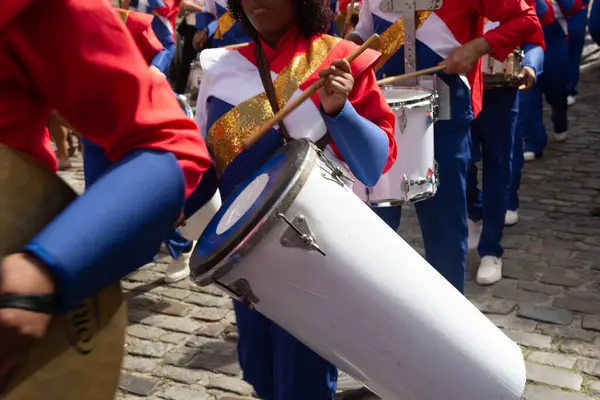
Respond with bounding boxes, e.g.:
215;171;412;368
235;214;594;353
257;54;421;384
467;219;481;250
567;95;576;106
505;210;519;226
553;132;568;142
476;256;503;286
523;151;536;162
337;371;363;391
165;251;192;283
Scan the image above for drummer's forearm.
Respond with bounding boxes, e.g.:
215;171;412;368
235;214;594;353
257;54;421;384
322;101;389;187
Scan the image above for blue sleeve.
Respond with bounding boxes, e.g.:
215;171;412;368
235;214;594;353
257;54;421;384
590;0;600;45
555;0;576;14
25;150;185;312
522;43;544;76
321;101;388;187
195;11;216;30
151;16;176;73
206;20;218;39
150;48;172;74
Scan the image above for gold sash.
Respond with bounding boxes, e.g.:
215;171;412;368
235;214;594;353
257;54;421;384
116;8;130;24
207;35;341;175
375;11;432;71
214;11;236;40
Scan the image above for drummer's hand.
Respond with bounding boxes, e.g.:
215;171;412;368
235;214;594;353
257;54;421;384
193;29;208;50
0;254;54;376
149;65;166;78
518;66;536;91
441;37;493;75
319;59;354;116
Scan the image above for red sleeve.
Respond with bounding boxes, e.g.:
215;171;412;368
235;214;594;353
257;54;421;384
474;0;541;61
153;0;178;17
124;10;165;64
8;0;210;198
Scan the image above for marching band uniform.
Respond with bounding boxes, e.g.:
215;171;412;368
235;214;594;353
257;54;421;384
566;0;589;105
353;0;541;293
129;0;180;74
195;26;396;399
589;0;600;44
0;0;210;311
194;0;250;47
521;0;580;161
467;16;545;285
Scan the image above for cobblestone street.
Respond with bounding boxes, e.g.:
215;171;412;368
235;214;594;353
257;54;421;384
57;38;600;400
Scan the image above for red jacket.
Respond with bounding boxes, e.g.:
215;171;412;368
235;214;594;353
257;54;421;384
0;0;210;198
116;8;163;65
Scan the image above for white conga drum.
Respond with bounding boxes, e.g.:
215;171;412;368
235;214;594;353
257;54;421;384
190;140;526;400
353;86;438;206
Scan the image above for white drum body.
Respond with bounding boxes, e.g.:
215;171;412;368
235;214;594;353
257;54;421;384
354;86;437;206
179;190;222;241
186;54;204;98
191;141;525;400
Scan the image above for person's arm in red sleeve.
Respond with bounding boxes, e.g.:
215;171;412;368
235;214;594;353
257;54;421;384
474;0;541;61
5;0;211;312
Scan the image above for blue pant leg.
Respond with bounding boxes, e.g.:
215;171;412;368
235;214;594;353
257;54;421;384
543;27;569;134
233;301;276;399
567;9;588;96
522;80;547;154
477;88;518;258
82;137;113;188
508;95;525;212
373;206;402;232
272;324;337;400
414;122;470;293
467;122;483;222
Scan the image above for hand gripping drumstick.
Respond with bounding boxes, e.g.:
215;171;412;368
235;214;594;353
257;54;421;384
376;65;445;86
243;33;381;149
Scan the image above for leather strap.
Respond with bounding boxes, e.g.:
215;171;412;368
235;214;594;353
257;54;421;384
255;42;292;142
0;293;57;314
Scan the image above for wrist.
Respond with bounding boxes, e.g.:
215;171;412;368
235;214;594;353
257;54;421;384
1;253;56;295
472;37;493;57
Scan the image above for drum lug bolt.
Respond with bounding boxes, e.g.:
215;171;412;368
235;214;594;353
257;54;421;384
278;213;326;256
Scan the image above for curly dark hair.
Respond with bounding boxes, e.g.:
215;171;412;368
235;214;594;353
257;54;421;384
228;0;333;40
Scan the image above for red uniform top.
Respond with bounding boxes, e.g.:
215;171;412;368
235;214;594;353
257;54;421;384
0;0;210;198
154;0;181;40
116;8;163;64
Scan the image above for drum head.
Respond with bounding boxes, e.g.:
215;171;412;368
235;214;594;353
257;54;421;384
380;86;433;107
0;145;126;400
190;140;315;286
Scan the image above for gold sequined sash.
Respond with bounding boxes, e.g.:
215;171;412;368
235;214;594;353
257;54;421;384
207;35;341;175
375;11;432;71
214;11;236;40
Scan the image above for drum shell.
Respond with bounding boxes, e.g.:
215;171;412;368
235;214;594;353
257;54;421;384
354;88;436;206
215;153;525;400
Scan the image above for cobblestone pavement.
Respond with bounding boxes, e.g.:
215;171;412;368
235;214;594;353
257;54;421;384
57;39;600;400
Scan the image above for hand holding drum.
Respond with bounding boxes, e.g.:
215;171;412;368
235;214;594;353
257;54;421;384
243;34;381;149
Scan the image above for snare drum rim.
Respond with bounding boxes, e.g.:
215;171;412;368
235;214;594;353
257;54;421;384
380;85;435;109
190;140;317;286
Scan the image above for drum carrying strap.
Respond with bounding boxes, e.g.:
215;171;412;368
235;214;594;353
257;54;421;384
255;42;331;150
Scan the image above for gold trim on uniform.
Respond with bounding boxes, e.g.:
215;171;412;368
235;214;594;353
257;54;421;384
207;35;341;175
116;8;130;24
215;11;236;40
375;11;432;71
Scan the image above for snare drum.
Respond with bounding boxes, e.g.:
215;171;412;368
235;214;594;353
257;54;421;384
481;48;523;89
186;53;203;98
190;139;526;400
354;86;437;206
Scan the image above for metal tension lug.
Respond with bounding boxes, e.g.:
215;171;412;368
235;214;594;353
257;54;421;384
278;213;326;256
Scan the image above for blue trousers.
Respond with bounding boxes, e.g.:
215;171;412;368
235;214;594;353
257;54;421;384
82;137;190;258
567;9;589;96
467;88;518;258
374;122;470;293
234;302;338;400
507;94;526;212
523;23;569;154
590;0;600;45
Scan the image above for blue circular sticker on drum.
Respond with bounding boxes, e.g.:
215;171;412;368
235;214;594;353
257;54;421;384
195;151;288;261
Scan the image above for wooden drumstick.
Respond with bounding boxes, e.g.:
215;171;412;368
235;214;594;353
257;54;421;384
222;42;250;49
243;33;381;149
376;65;445;86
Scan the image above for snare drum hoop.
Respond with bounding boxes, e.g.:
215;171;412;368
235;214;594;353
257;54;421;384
190;140;318;287
380;86;435;110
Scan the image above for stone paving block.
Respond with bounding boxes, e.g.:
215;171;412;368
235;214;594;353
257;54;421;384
192;307;229;322
487;313;538;332
123;356;160;373
554;297;600;314
152;300;192;317
127;339;172;358
188;294;231;308
502;329;552;349
155;365;213;385
143;314;203;334
156;385;213;400
187;352;242;376
119;372;161;396
523;385;593;400
517;305;574;325
525;361;582;390
539;274;586;288
558;339;600;358
493;285;550;303
528;351;576;369
589;380;600;395
197;322;229;338
470;298;516;315
582;315;600;332
208;375;254;396
127;324;167;341
518;281;563;295
576;357;600;377
127;270;164;283
160;332;189;344
538;323;596;342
